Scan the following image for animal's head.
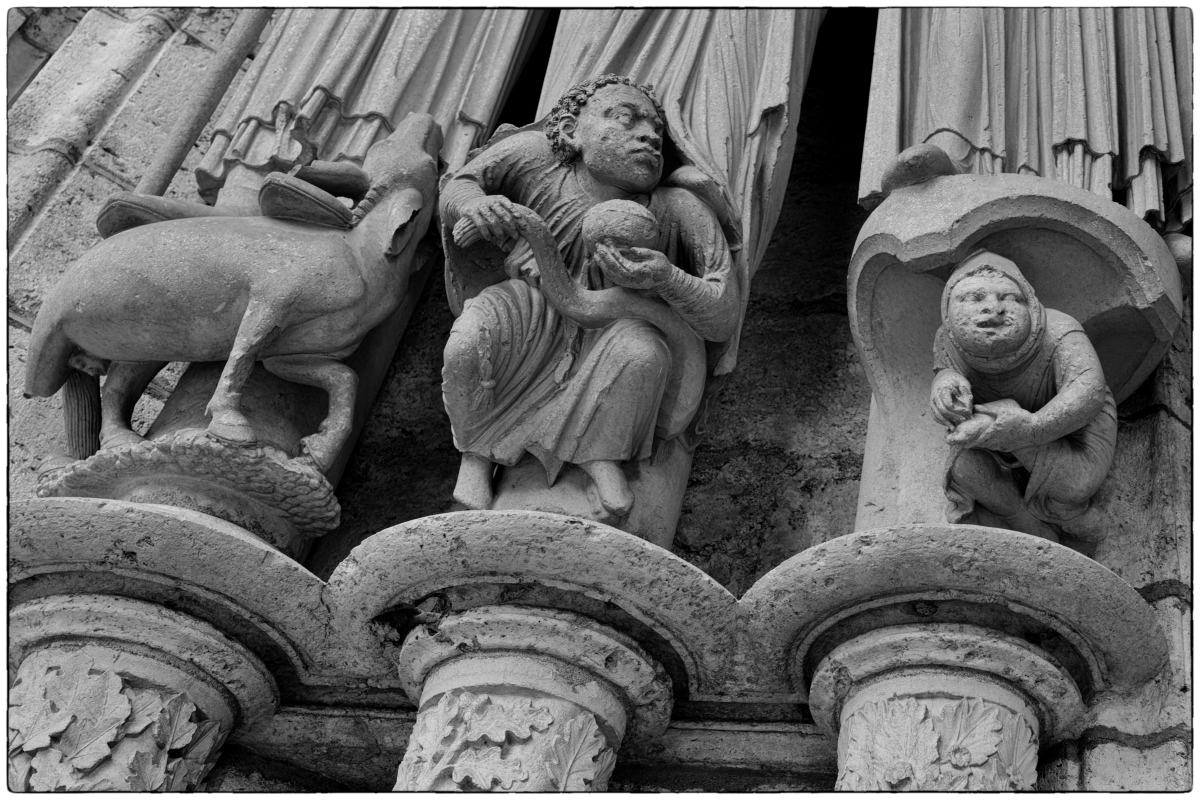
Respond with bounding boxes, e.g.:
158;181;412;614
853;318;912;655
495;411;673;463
352;113;443;258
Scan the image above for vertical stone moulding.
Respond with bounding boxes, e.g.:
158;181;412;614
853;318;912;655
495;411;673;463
391;606;672;791
8;595;277;792
808;624;1084;792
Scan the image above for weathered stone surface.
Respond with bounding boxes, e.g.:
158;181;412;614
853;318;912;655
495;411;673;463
1087;597;1191;735
8;9;188;245
849;166;1182;532
1081;738;1192;791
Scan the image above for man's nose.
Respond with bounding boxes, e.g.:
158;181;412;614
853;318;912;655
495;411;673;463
638;126;662;149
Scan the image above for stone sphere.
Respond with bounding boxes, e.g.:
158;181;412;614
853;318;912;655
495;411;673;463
581;200;658;252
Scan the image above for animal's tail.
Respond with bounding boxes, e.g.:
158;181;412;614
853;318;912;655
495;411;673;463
26;316;101;459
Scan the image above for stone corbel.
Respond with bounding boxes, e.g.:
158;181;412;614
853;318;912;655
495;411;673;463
391;606;671;791
847;144;1183;533
8;594;276;792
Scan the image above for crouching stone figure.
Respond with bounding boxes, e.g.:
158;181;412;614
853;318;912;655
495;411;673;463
930;249;1118;543
440;74;740;522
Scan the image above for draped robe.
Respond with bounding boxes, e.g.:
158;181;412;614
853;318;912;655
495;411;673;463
861;8;1191;228
195;9;542;203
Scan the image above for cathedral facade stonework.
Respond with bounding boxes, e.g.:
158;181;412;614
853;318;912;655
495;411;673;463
8;8;1191;791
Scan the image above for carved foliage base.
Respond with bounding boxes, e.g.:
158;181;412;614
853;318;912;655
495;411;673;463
8;649;227;792
394;689;616;792
836;696;1037;791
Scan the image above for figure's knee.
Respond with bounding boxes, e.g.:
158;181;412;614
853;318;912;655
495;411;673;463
614;325;669;375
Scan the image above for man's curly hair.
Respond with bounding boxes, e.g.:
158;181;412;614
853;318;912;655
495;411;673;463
544;74;665;164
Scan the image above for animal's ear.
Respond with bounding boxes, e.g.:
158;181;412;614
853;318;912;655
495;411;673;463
385;188;425;258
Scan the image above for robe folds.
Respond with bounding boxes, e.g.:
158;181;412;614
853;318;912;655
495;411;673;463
196;9;542;202
862;8;1191;228
440;132;733;478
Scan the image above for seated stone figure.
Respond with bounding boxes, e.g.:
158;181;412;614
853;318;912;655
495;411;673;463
441;74;738;520
929;249;1118;542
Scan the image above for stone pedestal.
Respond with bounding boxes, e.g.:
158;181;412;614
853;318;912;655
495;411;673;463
809;624;1082;791
391;606;672;791
8;594;276;792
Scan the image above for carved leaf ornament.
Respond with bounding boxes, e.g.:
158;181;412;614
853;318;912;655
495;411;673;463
545;713;617;791
836;697;1038;791
394;690;554;791
7;654;227;791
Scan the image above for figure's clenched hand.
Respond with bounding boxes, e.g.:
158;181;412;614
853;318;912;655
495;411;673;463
930;370;973;428
455;195;523;248
594;244;673;291
946;398;1036;452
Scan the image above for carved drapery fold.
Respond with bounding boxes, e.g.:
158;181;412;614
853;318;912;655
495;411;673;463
860;8;1191;227
197;8;542;206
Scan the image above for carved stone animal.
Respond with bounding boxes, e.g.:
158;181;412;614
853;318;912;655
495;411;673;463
25;112;443;472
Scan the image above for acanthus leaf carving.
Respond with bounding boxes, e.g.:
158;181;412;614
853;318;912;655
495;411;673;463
394;689;554;791
835;696;1034;792
8;652;228;792
47;666;131;771
449;745;530;790
991;710;1039;790
7;676;74;755
545;713;614;791
461;693;554;745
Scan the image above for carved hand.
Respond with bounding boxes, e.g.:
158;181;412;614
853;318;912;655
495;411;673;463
594;243;673;291
455;195;524;248
930;370;973;427
946;399;1036;452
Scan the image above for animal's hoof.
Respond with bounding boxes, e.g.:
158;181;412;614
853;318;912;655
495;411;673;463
205;419;257;448
298;437;333;474
100;429;147;450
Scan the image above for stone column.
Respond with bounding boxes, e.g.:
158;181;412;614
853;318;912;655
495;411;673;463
8;594;276;792
808;624;1084;792
391;606;672;791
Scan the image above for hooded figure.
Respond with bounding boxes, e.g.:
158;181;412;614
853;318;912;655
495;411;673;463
930;250;1118;542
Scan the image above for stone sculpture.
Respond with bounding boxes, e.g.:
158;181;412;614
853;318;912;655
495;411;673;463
930;250;1117;542
25;111;441;474
440;75;739;523
926;250;1113;544
196;9;545;210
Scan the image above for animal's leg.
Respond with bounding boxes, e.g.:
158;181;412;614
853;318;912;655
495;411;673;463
100;360;166;449
262;354;357;473
206;299;280;445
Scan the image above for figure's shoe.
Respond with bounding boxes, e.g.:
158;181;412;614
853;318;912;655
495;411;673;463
453;453;495;510
581;460;635;519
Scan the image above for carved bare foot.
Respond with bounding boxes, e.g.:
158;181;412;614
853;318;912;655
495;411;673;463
205;406;257;447
581;460;634;518
454;453;495;510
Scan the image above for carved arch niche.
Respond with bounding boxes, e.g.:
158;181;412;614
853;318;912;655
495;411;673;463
847;146;1183;535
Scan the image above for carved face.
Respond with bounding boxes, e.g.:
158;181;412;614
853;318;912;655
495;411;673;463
568;84;664;194
946;272;1032;356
